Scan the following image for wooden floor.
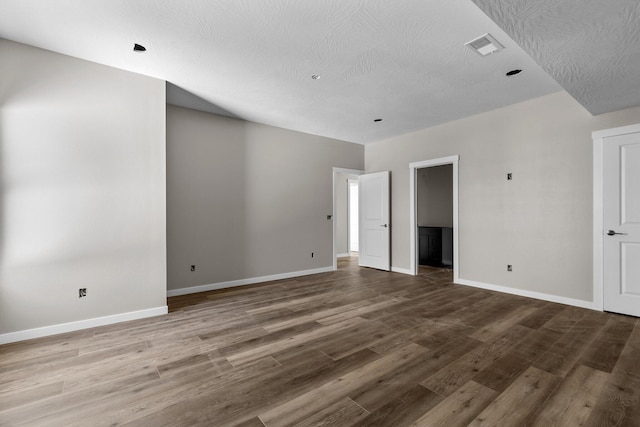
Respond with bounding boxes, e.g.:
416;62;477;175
1;257;639;426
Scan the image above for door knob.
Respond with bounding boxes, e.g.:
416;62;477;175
380;224;388;228
607;230;627;236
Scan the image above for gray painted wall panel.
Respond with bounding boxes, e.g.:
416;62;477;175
0;39;167;334
166;106;363;291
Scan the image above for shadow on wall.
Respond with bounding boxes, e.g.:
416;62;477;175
166;106;249;288
166;82;241;120
0;69;25;276
0;109;4;272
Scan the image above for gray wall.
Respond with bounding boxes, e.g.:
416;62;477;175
417;165;453;227
0;39;167;335
167;105;364;291
366;91;640;302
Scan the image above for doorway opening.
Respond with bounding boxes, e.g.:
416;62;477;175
348;179;359;256
416;164;453;271
409;156;459;280
332;167;364;270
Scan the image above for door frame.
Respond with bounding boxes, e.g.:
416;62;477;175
332;167;364;271
592;123;640;312
409;156;459;279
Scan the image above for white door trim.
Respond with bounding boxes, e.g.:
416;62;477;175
333;167;364;270
592;123;640;312
409;155;459;280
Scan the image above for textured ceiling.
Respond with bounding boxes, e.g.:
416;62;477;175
473;0;640;115
0;0;563;144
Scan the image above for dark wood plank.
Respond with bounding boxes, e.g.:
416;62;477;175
410;380;497;426
350;336;480;412
293;397;369;427
349;385;442;427
422;324;531;397
583;375;640;427
533;312;607;376
530;364;609;426
517;303;565;329
471;350;531;393
468;366;560;426
578;317;635;373
259;343;429;426
583;319;640;426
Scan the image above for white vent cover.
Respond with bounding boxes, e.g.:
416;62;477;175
465;33;504;56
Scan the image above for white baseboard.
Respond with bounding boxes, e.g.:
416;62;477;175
391;266;414;275
337;253;350;258
167;266;334;297
0;306;168;345
456;278;595;310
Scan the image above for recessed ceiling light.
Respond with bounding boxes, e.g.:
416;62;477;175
374;119;383;122
311;75;320;80
133;43;146;52
465;33;504;56
506;69;522;76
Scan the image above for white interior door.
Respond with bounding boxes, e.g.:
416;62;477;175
359;171;390;271
603;131;640;317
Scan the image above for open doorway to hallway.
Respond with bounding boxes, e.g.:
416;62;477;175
348;178;359;257
332;168;363;270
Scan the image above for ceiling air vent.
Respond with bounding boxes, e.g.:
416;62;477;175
465;33;504;56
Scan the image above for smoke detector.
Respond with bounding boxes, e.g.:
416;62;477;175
465;33;504;56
